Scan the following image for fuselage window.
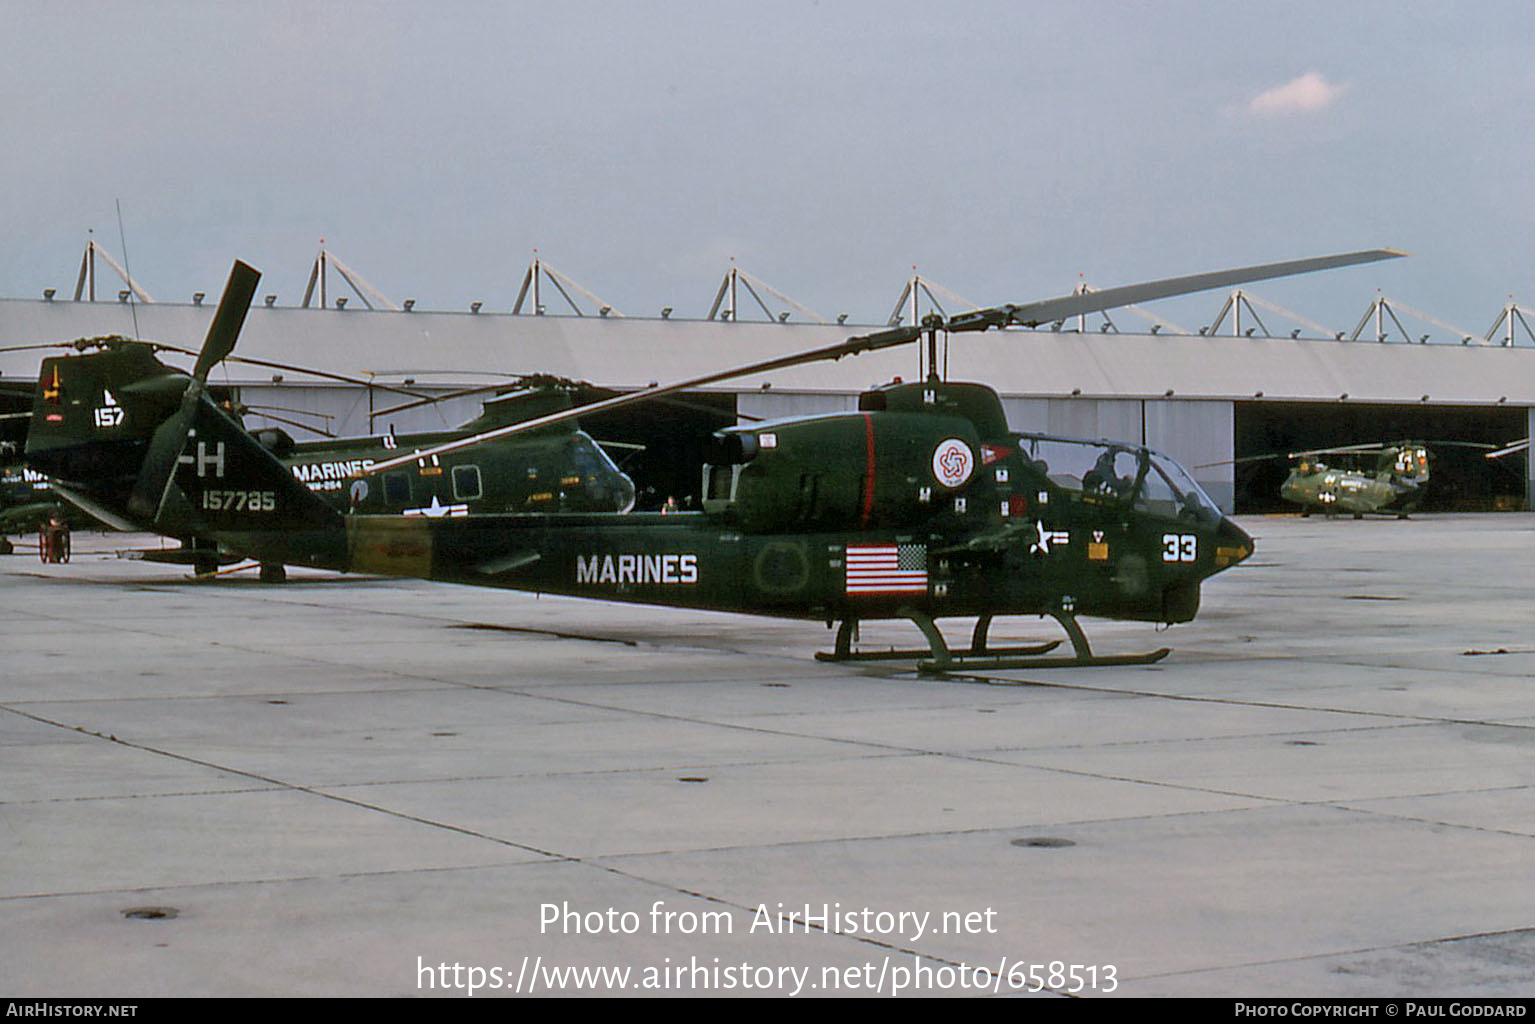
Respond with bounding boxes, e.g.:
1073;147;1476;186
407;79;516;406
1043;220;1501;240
383;472;412;507
452;464;483;502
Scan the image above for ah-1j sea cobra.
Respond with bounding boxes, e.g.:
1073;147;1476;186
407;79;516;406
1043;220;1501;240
25;249;1403;671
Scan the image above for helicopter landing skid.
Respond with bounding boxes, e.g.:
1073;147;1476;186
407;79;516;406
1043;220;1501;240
920;609;1171;673
815;614;1062;664
815;610;1169;672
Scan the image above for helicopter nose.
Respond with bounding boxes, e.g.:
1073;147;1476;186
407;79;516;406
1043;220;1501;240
1213;516;1254;570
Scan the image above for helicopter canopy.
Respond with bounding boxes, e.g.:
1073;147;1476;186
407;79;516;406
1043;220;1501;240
1016;434;1224;523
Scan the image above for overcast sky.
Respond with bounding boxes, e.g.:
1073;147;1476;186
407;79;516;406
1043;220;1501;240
3;0;1532;338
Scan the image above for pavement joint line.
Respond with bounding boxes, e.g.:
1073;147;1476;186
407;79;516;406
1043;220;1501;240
0;859;556;904
1318;792;1535;842
17;723;1527;841
0;685;468;707
939;670;1535;731
0;785;287;807
0;802;1299;904
0;704;572;862
575;793;1535;875
1125;923;1535;986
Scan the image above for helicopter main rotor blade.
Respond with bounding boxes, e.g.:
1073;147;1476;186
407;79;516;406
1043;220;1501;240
1202;437;1500;470
1416;440;1498;451
240;403;336;422
356;248;1401;478
372;378;562;418
146;342;436;400
1287;442;1389;458
1195;453;1285;469
357;324;923;476
0;341;99;355
947;249;1407;332
1288;439;1495;459
376;381;753;425
242;409;338;438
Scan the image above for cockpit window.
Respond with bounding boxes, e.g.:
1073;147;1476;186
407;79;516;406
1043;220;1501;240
569;436;637;513
1144;452;1222;523
1016;437;1133;497
1015;435;1221;523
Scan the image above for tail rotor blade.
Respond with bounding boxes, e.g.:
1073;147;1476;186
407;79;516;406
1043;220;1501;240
193;261;261;382
126;401;197;523
129;260;260;524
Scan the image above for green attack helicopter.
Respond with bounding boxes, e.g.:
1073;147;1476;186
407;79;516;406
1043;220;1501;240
24;249;1402;671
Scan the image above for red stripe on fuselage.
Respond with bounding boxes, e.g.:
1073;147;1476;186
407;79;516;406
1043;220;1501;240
860;412;875;529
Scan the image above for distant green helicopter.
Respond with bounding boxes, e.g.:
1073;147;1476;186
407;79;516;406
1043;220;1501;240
1224;441;1495;518
1282;442;1432;518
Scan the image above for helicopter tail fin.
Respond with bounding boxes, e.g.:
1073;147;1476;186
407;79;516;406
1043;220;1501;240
1379;443;1430;484
147;391;347;567
24;342;181;481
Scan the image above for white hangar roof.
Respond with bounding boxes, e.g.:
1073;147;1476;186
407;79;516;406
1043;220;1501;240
2;298;1532;407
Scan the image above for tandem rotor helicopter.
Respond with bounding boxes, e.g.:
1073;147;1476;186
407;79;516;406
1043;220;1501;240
23;249;1402;671
1213;439;1498;518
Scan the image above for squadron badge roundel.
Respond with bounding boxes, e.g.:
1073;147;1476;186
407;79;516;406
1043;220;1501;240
931;438;974;489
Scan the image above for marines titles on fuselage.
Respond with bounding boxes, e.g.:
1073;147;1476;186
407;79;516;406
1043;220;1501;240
291;458;375;493
576;552;699;587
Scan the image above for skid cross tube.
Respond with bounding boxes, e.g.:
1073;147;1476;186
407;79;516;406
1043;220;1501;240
918;611;1171;674
814;612;1061;665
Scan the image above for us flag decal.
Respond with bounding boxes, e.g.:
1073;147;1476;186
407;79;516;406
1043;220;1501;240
845;544;928;595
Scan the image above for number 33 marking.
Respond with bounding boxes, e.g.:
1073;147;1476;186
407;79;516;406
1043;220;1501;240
1162;534;1197;562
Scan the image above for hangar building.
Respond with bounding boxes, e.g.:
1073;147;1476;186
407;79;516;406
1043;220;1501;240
2;272;1531;514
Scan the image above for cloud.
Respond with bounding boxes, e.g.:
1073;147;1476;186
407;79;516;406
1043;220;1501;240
1247;71;1347;116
